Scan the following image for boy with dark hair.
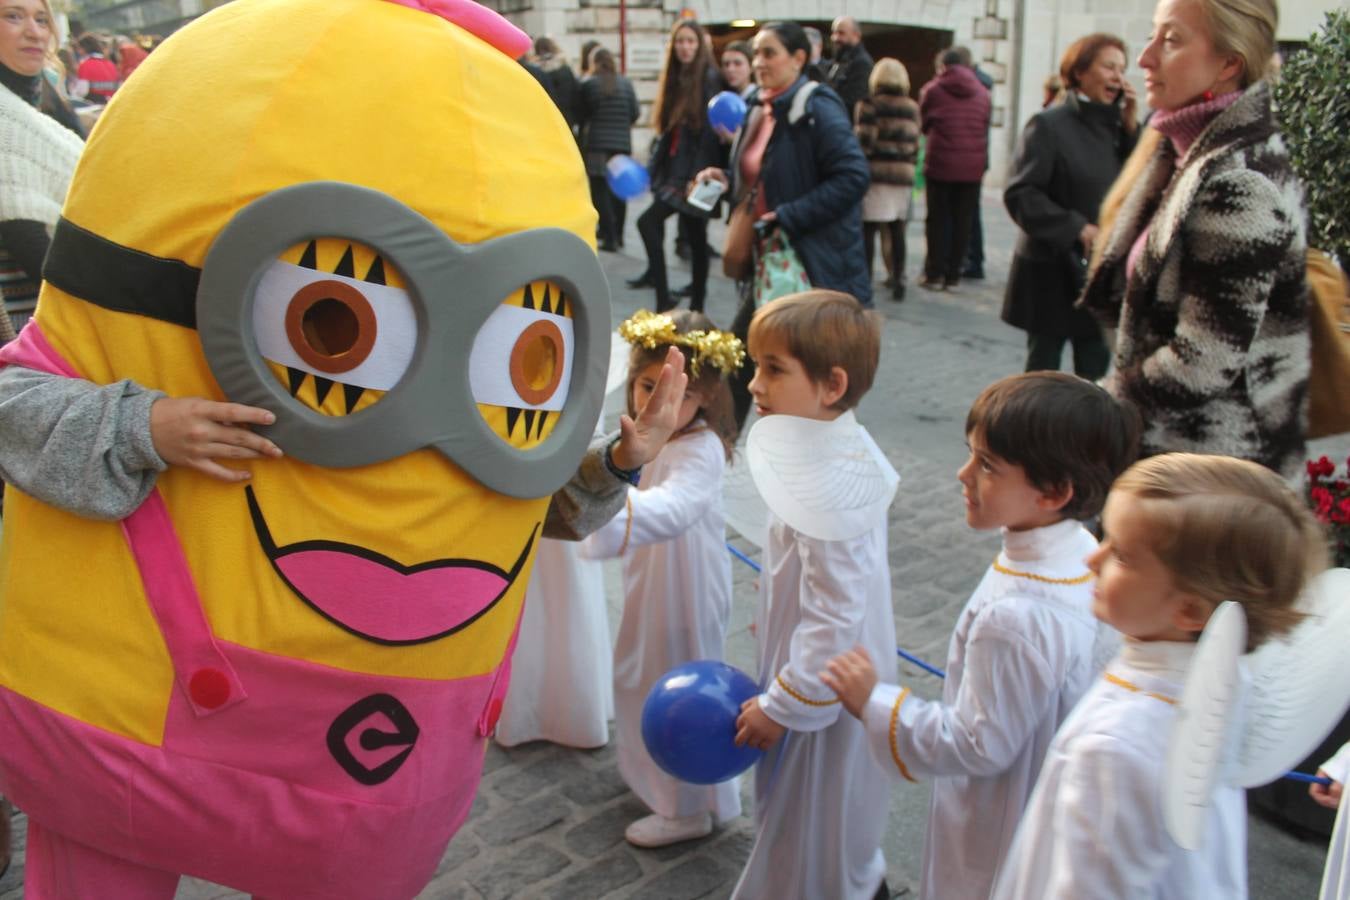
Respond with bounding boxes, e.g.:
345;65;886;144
823;371;1140;900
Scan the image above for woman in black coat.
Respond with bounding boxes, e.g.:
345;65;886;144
1001;33;1138;378
577;48;639;252
627;19;722;313
531;36;579;131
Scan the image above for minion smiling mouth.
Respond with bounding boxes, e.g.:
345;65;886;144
245;486;538;645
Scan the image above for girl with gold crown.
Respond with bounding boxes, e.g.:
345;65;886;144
582;309;744;848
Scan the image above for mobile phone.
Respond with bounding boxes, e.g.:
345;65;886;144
686;178;727;212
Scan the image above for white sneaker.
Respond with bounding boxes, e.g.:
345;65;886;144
624;812;713;848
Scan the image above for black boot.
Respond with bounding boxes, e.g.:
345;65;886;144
626;272;656;289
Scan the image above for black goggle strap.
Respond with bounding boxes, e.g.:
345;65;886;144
43;216;202;330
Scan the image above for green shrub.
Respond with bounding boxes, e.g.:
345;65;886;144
1274;10;1350;267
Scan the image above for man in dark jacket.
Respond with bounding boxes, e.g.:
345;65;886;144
826;17;873;115
918;49;991;289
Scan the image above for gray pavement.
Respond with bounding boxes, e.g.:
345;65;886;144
2;193;1342;899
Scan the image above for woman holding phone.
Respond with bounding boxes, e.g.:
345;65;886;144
694;21;869;427
1001;33;1137;378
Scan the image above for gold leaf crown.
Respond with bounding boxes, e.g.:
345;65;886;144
617;310;745;377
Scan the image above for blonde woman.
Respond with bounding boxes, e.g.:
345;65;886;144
854;57;919;301
1081;0;1308;477
0;0;84;336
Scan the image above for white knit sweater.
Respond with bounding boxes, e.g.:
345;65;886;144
0;83;83;229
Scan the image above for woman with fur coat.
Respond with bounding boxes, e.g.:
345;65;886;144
855;58;919;302
1081;0;1308;477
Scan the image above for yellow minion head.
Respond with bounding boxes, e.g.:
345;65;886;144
0;0;604;748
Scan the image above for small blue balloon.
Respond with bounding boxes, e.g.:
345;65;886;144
641;660;763;785
605;154;650;201
707;91;747;133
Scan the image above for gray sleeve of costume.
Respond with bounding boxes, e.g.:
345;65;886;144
0;365;167;520
543;431;628;541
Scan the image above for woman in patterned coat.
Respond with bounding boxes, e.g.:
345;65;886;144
1081;0;1308;477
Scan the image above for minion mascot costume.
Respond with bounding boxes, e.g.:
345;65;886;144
0;0;608;896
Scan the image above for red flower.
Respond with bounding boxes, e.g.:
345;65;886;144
1334;497;1350;525
1311;456;1337;479
1312;486;1334;517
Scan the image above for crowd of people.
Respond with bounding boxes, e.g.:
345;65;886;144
0;0;1341;896
498;1;1338;898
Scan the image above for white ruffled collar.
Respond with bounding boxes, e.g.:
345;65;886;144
1000;518;1085;563
1119;638;1196;683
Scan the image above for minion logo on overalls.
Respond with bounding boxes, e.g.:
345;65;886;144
0;0;606;897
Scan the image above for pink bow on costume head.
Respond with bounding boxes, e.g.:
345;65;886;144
382;0;531;59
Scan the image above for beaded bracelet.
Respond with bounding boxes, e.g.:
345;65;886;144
603;437;642;486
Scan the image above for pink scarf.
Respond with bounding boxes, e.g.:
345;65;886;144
738;84;788;217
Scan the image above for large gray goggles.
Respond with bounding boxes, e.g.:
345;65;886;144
192;182;610;499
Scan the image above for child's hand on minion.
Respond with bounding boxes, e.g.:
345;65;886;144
1310;771;1344;810
820;646;878;720
150;397;284;482
610;346;689;471
735;696;785;751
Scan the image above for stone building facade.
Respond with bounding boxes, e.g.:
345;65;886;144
75;0;1343;187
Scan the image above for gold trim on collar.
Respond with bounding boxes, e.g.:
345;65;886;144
992;558;1093;586
1104;672;1178;705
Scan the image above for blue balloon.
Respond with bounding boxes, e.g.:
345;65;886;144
641;660;763;785
605;154;650;201
707;91;747;133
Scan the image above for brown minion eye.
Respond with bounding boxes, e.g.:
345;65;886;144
509;319;565;406
284;279;377;374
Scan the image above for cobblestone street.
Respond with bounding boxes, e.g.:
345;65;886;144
1;193;1340;900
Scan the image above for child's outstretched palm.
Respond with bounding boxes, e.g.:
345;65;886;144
821;646;878;720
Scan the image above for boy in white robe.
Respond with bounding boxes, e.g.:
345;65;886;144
730;291;898;900
990;453;1327;898
1312;742;1350;899
822;371;1141;900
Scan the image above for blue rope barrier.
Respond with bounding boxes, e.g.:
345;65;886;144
897;648;947;679
726;542;761;573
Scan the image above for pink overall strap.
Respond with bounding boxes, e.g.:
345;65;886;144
1;320;248;717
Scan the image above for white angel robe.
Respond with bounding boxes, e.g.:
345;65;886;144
581;426;741;822
992;640;1247;900
861;519;1102;900
496;538;612;748
730;509;897;900
1320;742;1350;900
